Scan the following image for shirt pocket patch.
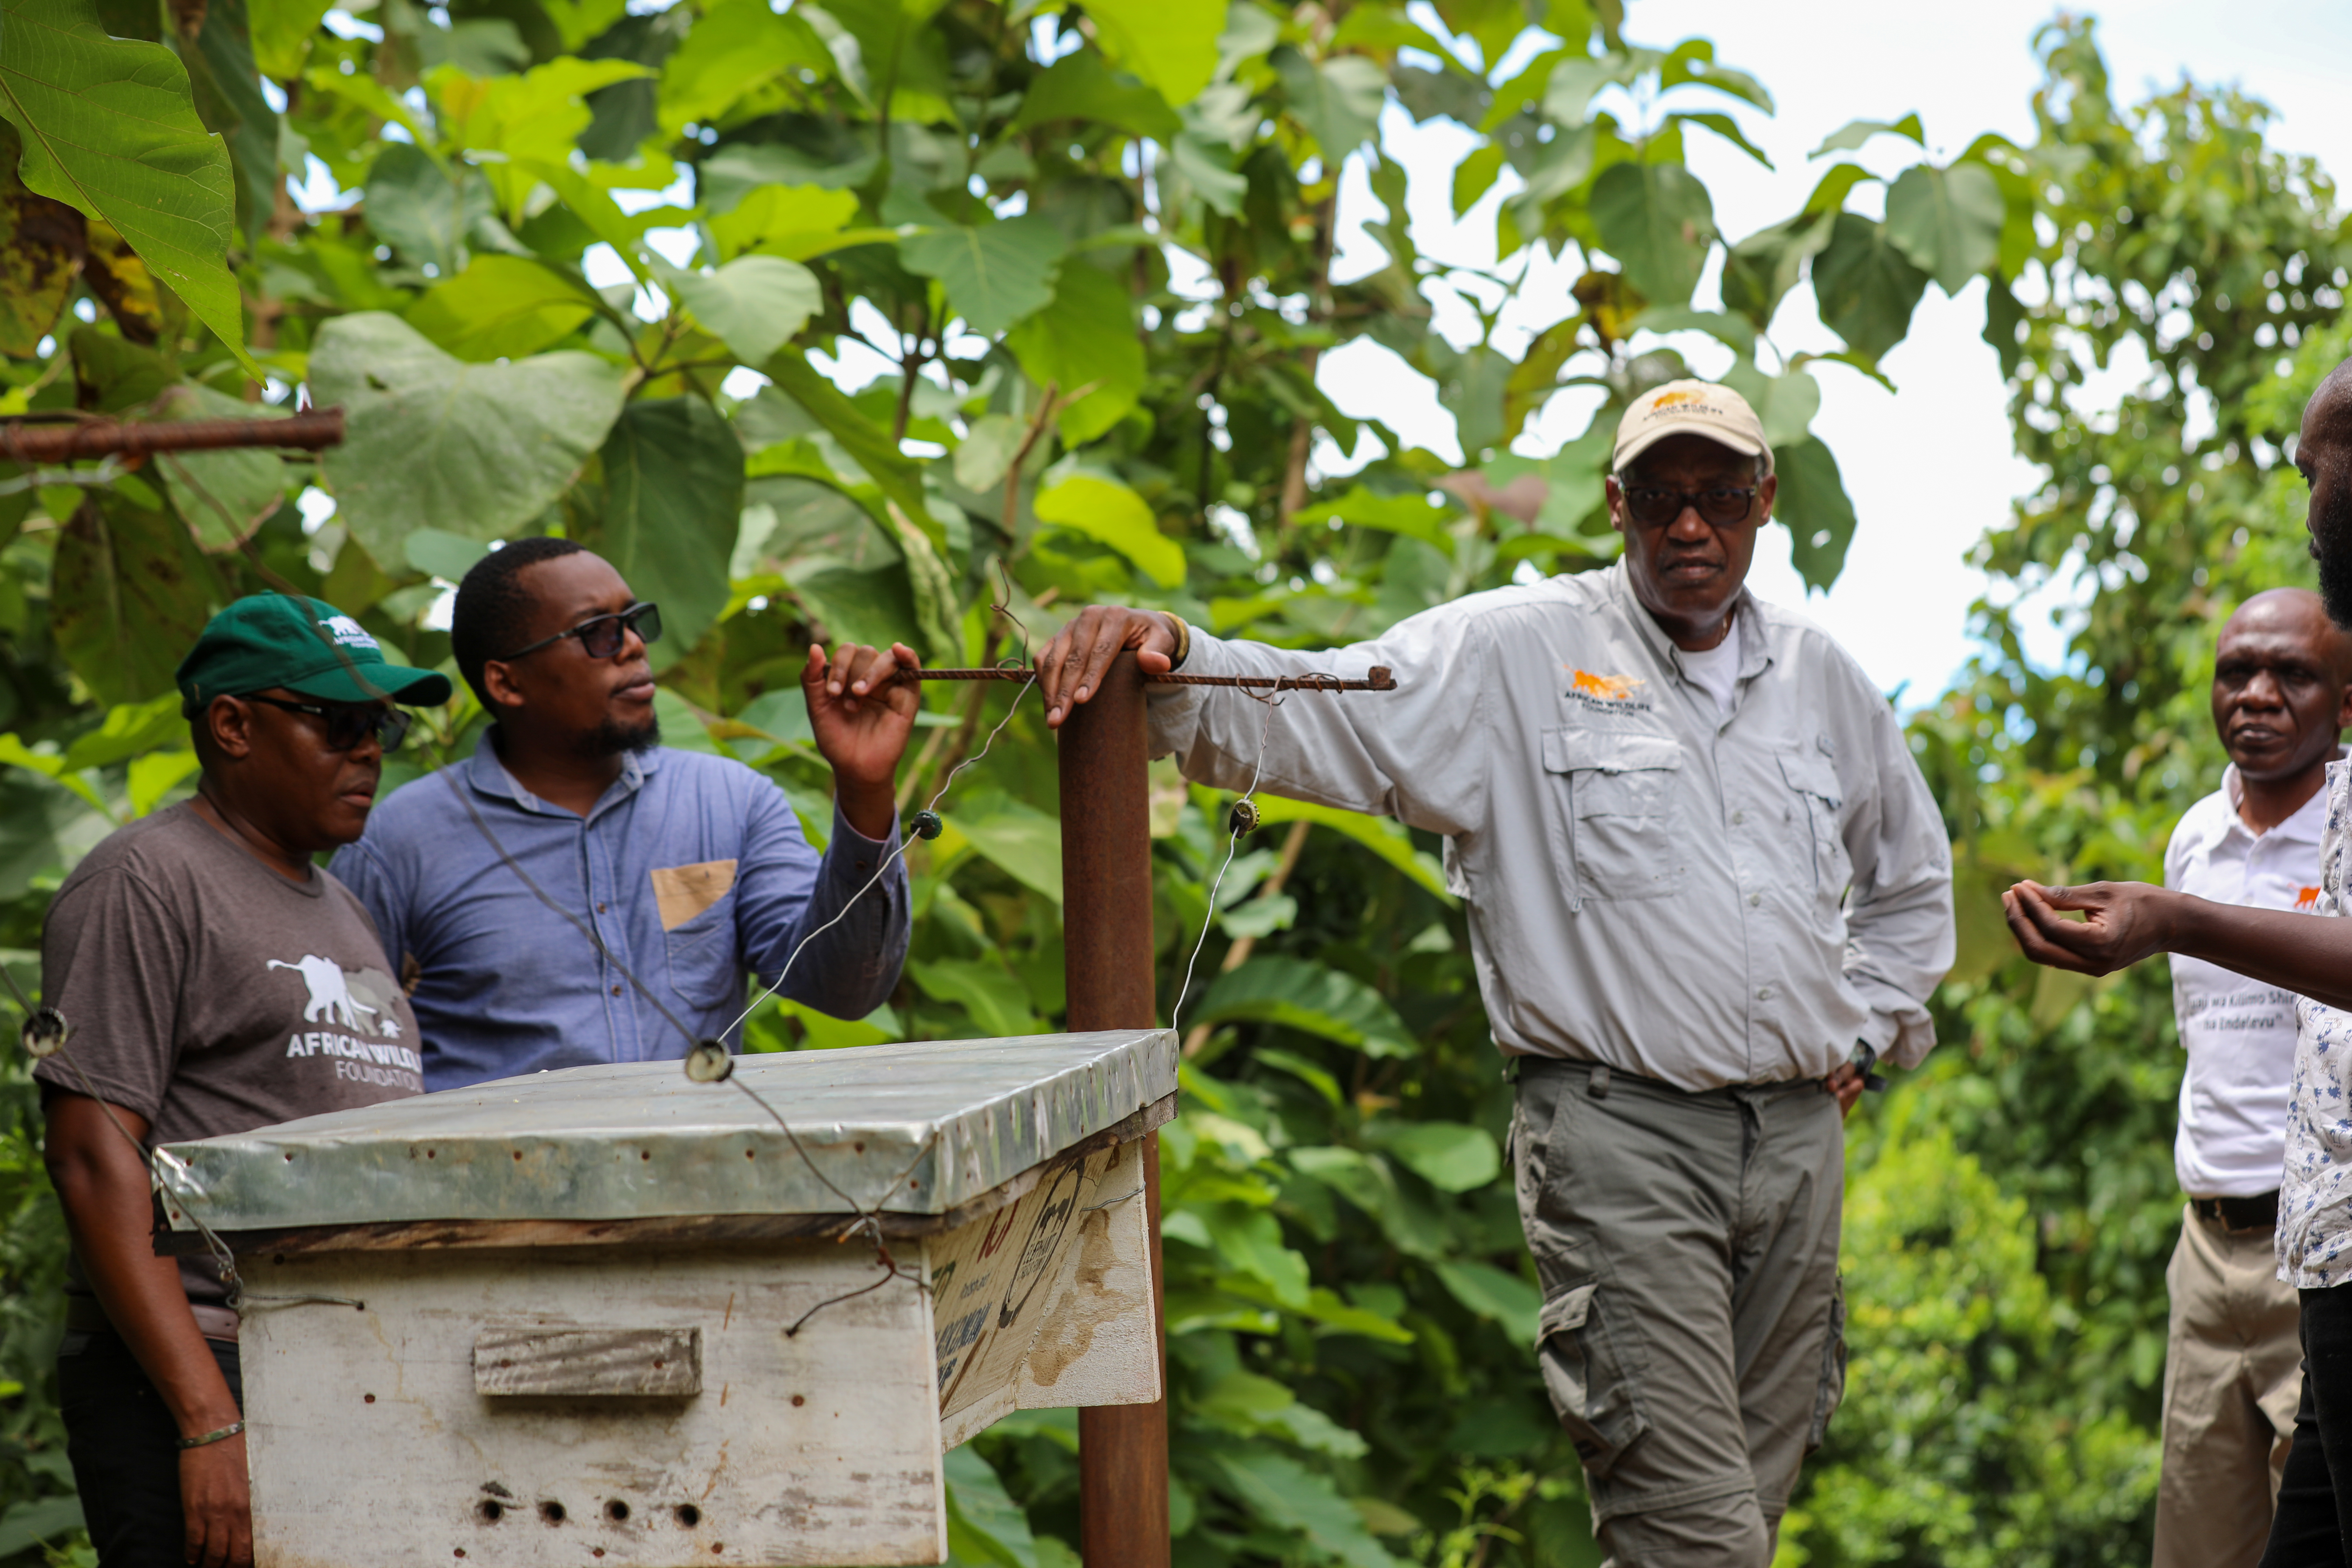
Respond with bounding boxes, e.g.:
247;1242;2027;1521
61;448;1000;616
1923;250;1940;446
651;859;738;932
1542;728;1686;904
1777;749;1850;902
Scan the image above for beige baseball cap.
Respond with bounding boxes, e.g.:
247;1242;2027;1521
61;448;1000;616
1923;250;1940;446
1612;379;1772;476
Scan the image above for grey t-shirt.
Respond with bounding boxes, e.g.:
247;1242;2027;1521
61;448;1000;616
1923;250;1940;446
35;803;423;1308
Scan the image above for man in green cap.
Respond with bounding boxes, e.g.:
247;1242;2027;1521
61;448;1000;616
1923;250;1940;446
36;593;448;1568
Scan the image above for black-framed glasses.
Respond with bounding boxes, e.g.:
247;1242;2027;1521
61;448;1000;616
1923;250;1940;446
496;601;663;664
1618;484;1761;528
240;694;413;752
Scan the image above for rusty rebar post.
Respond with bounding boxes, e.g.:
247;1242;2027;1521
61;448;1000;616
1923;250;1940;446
1059;652;1170;1568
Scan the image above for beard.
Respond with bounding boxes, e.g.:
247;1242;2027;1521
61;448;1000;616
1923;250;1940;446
590;713;660;756
2315;481;2352;631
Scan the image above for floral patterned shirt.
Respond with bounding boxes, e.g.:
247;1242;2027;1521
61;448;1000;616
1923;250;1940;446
2282;759;2352;1285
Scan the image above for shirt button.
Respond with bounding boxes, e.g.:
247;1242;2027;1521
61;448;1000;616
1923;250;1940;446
1748;892;1762;907
1732;810;1748;826
611;984;624;997
597;902;608;913
1757;986;1774;1001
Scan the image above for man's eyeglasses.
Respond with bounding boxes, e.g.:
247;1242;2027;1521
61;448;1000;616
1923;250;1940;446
241;695;414;752
1617;484;1762;528
497;602;663;664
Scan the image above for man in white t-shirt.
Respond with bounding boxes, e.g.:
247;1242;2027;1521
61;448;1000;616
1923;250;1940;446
2154;587;2352;1568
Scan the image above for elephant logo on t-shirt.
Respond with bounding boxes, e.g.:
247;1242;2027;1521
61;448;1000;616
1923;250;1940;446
268;955;380;1033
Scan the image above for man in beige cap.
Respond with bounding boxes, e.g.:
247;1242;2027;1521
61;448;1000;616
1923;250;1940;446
1036;380;1954;1564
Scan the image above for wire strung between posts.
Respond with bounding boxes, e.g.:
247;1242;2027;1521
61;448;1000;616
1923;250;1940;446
1166;688;1286;1045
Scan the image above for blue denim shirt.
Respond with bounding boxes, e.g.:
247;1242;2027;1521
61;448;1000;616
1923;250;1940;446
331;735;909;1091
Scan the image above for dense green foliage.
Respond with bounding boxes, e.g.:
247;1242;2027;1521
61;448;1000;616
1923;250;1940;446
0;0;2342;1564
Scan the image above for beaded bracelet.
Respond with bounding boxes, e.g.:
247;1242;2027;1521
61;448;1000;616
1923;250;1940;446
177;1420;244;1450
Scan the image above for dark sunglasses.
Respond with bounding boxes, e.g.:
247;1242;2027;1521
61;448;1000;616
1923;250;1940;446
241;694;414;752
1618;484;1762;528
497;601;663;664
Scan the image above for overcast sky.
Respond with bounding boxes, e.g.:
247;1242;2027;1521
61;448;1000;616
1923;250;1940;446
1317;1;2352;703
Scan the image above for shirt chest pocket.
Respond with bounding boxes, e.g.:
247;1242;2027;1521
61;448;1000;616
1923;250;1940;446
1542;729;1687;904
1777;750;1850;902
652;860;742;1009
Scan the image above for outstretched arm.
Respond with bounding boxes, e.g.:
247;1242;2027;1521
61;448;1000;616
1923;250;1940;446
2004;878;2352;1011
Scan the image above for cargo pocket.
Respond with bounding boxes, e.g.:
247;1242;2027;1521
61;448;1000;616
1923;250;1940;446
1536;1281;1650;1477
1806;1274;1848;1452
1542;729;1687;904
1777;747;1850;904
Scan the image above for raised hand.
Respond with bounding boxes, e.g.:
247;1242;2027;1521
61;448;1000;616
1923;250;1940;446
803;642;922;840
2002;879;2178;976
1036;607;1180;728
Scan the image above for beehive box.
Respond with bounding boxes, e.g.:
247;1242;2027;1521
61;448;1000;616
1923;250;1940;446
157;1031;1176;1568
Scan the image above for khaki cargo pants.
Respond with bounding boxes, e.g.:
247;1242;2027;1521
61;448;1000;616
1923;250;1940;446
1511;1058;1846;1568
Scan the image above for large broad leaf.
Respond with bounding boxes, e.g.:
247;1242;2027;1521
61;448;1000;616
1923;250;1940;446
51;492;220;705
1717;359;1820;449
1883;160;2004;295
1432;1260;1540;1344
178;0;277;246
582;397;742;665
910;956;1043;1038
668;255;821;367
1009;50;1179;139
1193;957;1414;1057
1718;207;1835;332
1772;435;1857;592
405;253;599;362
655;0;830;134
431;57;653;221
1589;160;1717;308
247;0;330;78
1364;1119;1500;1192
1809;212;1927;365
1245;804;1452;902
312;311;626;562
0;0;260;379
1081;0;1221;108
898;213;1065;336
1003;262;1144;444
1271;48;1384;164
785;560;918;651
943;793;1063;902
943;1448;1042;1568
1033;474;1184;587
151;382;287;550
706;183;863;261
1290;486;1454;555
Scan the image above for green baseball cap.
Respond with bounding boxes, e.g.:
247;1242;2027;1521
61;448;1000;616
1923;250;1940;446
177;595;454;716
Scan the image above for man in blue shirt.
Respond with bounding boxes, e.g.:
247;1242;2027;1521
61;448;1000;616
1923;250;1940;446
333;538;916;1090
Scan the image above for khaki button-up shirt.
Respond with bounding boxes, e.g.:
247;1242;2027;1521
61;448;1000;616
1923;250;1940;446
1148;561;1955;1091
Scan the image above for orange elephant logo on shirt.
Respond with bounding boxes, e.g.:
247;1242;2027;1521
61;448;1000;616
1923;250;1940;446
1568;670;1647;702
2299;886;2323;910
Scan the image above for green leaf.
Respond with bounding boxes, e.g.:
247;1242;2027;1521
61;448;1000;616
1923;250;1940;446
1196;1370;1371;1457
405;253;600;362
1194;957;1415;1058
1808;112;1922;158
898;213;1066;336
1717;359;1819;448
1717;206;1835;332
0;0;260;380
1202;1204;1310;1307
1169;132;1246;217
0;1494;85;1560
654;0;830;134
1808;211;1926;365
1004;262;1145;444
1010;49;1180;139
149;382;287;550
1431;1259;1540;1344
1033;473;1183;587
1210;1449;1403;1568
944;1447;1041;1568
946;793;1064;902
179;0;278;247
1084;0;1223;108
433;57;654;221
1365;1120;1500;1192
248;0;330;78
706;182;863;261
582;397;743;664
1244;797;1454;905
311;311;626;563
668;255;822;367
361;141;494;277
1589;160;1716;308
59;691;184;770
1882;160;2004;295
912;956;1044;1038
1672;110;1770;169
402;526;489;581
1272;48;1385;163
537;0;626;52
51;491;221;705
761;350;933;531
1771;434;1856;592
1982;272;2026;378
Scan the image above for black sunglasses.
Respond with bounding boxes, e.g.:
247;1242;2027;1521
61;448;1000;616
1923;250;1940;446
497;601;663;664
1617;484;1762;528
241;694;414;752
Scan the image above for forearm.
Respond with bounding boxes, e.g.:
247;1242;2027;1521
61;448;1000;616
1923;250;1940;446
769;816;910;1017
2158;891;2352;1010
47;1102;240;1433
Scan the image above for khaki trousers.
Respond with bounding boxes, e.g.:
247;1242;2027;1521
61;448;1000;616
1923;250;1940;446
2152;1205;2302;1568
1511;1059;1845;1568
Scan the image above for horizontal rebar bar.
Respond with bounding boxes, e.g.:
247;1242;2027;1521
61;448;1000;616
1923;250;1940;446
905;665;1396;692
0;408;346;464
